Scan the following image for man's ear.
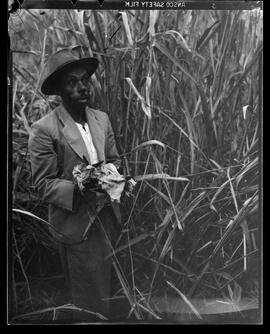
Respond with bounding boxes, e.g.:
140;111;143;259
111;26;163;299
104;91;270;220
54;75;62;95
54;83;63;96
54;87;61;95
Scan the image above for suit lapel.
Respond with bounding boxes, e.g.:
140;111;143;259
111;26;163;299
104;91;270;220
86;107;105;163
56;105;91;163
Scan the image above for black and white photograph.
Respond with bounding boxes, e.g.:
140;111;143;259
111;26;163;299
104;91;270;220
7;0;263;325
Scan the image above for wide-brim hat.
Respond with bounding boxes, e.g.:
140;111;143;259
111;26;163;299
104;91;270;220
41;49;99;95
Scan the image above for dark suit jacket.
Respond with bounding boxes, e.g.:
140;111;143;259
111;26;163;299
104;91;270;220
28;104;121;244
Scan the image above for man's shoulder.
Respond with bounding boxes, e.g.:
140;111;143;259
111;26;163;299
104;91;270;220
88;107;107;117
31;107;59;131
87;107;109;124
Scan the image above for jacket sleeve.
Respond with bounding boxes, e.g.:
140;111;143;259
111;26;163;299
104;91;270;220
105;114;121;170
28;123;76;211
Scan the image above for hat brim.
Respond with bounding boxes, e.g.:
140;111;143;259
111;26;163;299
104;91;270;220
41;57;99;95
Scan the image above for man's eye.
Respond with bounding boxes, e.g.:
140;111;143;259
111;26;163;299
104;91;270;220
82;76;90;84
67;79;77;86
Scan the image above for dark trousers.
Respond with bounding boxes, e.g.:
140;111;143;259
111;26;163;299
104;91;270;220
58;206;119;322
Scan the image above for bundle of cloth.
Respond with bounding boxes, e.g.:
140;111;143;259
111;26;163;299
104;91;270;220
72;162;136;203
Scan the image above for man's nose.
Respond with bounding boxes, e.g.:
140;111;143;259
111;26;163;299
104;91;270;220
77;80;87;91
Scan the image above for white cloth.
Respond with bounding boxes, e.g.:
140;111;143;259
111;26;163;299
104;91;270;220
98;163;126;202
76;122;99;165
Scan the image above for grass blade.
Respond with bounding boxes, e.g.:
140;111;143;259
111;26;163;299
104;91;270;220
166;281;203;319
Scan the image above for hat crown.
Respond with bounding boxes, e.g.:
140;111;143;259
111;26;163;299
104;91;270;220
45;49;81;78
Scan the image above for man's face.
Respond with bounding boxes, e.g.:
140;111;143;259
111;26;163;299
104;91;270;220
57;66;91;108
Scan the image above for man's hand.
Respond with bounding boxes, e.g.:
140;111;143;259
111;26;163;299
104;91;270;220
124;177;137;197
72;162;137;201
72;163;98;192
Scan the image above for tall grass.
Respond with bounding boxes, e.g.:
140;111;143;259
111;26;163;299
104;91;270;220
9;7;262;322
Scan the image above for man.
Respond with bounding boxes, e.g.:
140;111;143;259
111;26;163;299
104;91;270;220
28;49;122;321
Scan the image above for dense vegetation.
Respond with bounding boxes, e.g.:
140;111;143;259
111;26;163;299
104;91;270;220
9;7;262;322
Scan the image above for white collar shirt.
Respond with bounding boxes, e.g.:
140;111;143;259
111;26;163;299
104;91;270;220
75;122;99;165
